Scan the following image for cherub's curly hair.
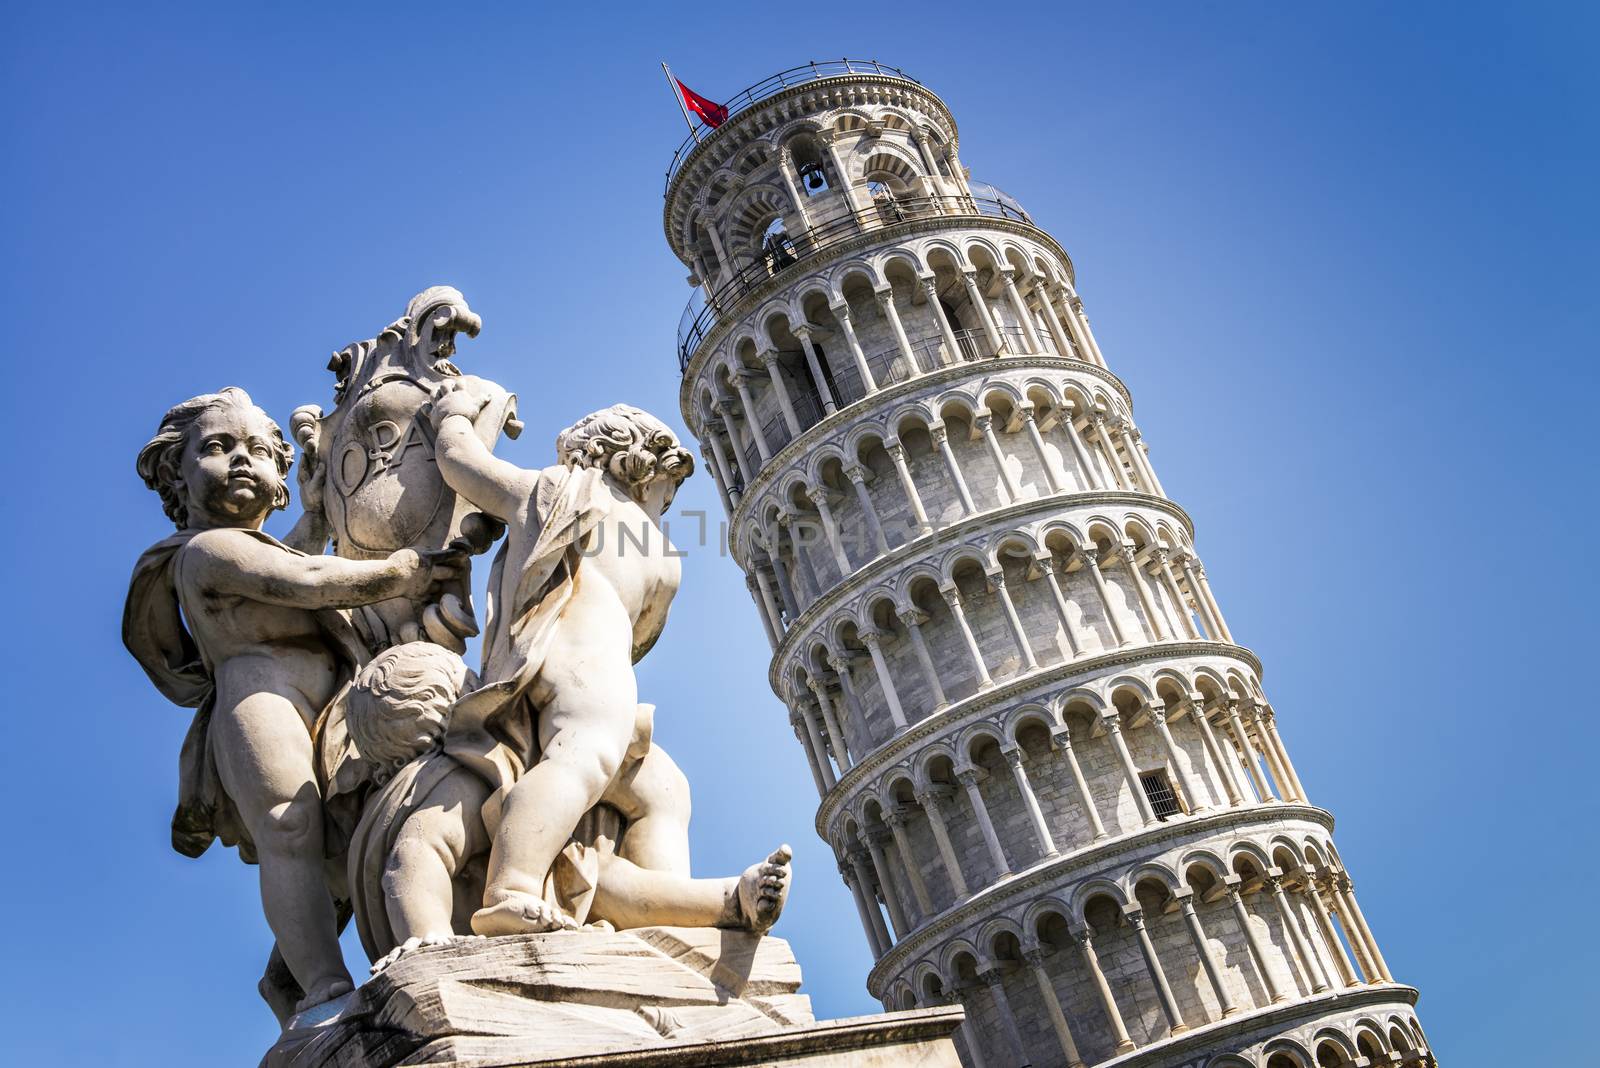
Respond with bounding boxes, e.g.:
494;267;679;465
556;404;694;489
346;642;469;781
135;387;293;529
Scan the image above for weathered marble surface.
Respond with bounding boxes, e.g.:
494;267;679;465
264;927;962;1067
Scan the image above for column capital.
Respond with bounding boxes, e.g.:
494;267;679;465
758;348;783;367
862;822;894;848
986;567;1007;590
954;764;983;788
825;652;852;676
884;804;918;830
873;286;895;306
791;323;814;342
829;300;853;324
1000;744;1025;769
938;583;962;606
805;485;832;508
843;463;869;485
858;627;884;650
978;967;1007;990
1121;904;1147;929
1021;943;1050;966
1050;724;1075;750
1077;548;1101;571
1148;704;1168;727
1151;546;1172;566
928;422;949;446
1116;542;1139;566
918;273;939;291
884;437;906;460
897;605;929;627
913;785;953;811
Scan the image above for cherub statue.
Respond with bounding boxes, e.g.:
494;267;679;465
123;387;464;1015
426;391;782;935
341;643;791;970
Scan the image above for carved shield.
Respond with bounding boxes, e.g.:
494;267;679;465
324;373;450;556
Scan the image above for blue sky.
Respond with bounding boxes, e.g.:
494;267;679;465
4;2;1594;1064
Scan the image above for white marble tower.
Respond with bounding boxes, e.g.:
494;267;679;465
662;61;1432;1068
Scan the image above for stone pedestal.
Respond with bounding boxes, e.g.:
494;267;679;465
264;927;963;1067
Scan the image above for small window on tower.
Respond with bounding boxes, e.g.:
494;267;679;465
1140;769;1184;820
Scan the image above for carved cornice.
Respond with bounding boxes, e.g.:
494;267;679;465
864;803;1336;995
722;357;1138;549
675;215;1082;394
763;492;1199;677
811;641;1264;835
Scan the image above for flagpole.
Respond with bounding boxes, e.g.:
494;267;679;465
662;62;702;144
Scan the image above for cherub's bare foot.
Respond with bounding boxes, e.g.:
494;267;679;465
736;845;792;934
292;976;354;1015
471;890;579;936
370;932;483;975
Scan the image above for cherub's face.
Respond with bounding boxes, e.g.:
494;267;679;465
178;403;285;529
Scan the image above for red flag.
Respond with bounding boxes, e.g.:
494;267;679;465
676;79;729;128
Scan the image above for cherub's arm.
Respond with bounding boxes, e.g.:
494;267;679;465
282;510;330;555
430;385;535;523
185;530;459;610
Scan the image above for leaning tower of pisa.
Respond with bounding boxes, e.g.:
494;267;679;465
662;61;1433;1068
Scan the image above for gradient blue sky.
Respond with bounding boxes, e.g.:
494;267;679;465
5;3;1594;1064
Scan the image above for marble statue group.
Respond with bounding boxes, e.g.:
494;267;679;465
123;287;792;1027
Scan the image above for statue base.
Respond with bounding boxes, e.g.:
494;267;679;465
262;926;964;1067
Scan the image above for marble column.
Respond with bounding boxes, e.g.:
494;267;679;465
978;969;1030;1067
960;269;1006;354
860;825;911;938
1118;543;1170;641
1059;408;1103;490
885;438;933;534
990;571;1038;671
1075;927;1136;1054
760;350;803;436
1226;878;1287;1003
1249;704;1297;802
1022;946;1085;1068
920;275;961;369
1175;890;1239;1017
975;413;1020;504
1092;416;1133;491
789;711;829;797
1154;549;1203;639
1053;287;1097;365
1149;705;1208;813
752;564;786;634
1188;695;1245;807
1052;724;1108;840
1225;700;1275;802
1000;269;1044;352
845;848;892;953
1190;557;1235;643
808;680;852;771
704;429;741;504
1080;550;1133;647
766;549;802;619
795;701;836;789
941;584;994;689
884;805;935;919
831;302;877;395
732;372;771;463
898;606;948;710
1308;877;1362;987
859;628;908;732
1262;707;1309;802
1125;906;1189;1035
915;787;971;900
806;486;853;575
875;287;919;377
1266;871;1330;993
844;464;889;555
1041;559;1085;659
1336;876;1394;982
747;575;779;650
1031;278;1076;359
1105;715;1157;824
794;326;837;415
1067;293;1109;368
956;765;1011;878
931;423;977;515
1001;745;1057;857
1019;407;1064;493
